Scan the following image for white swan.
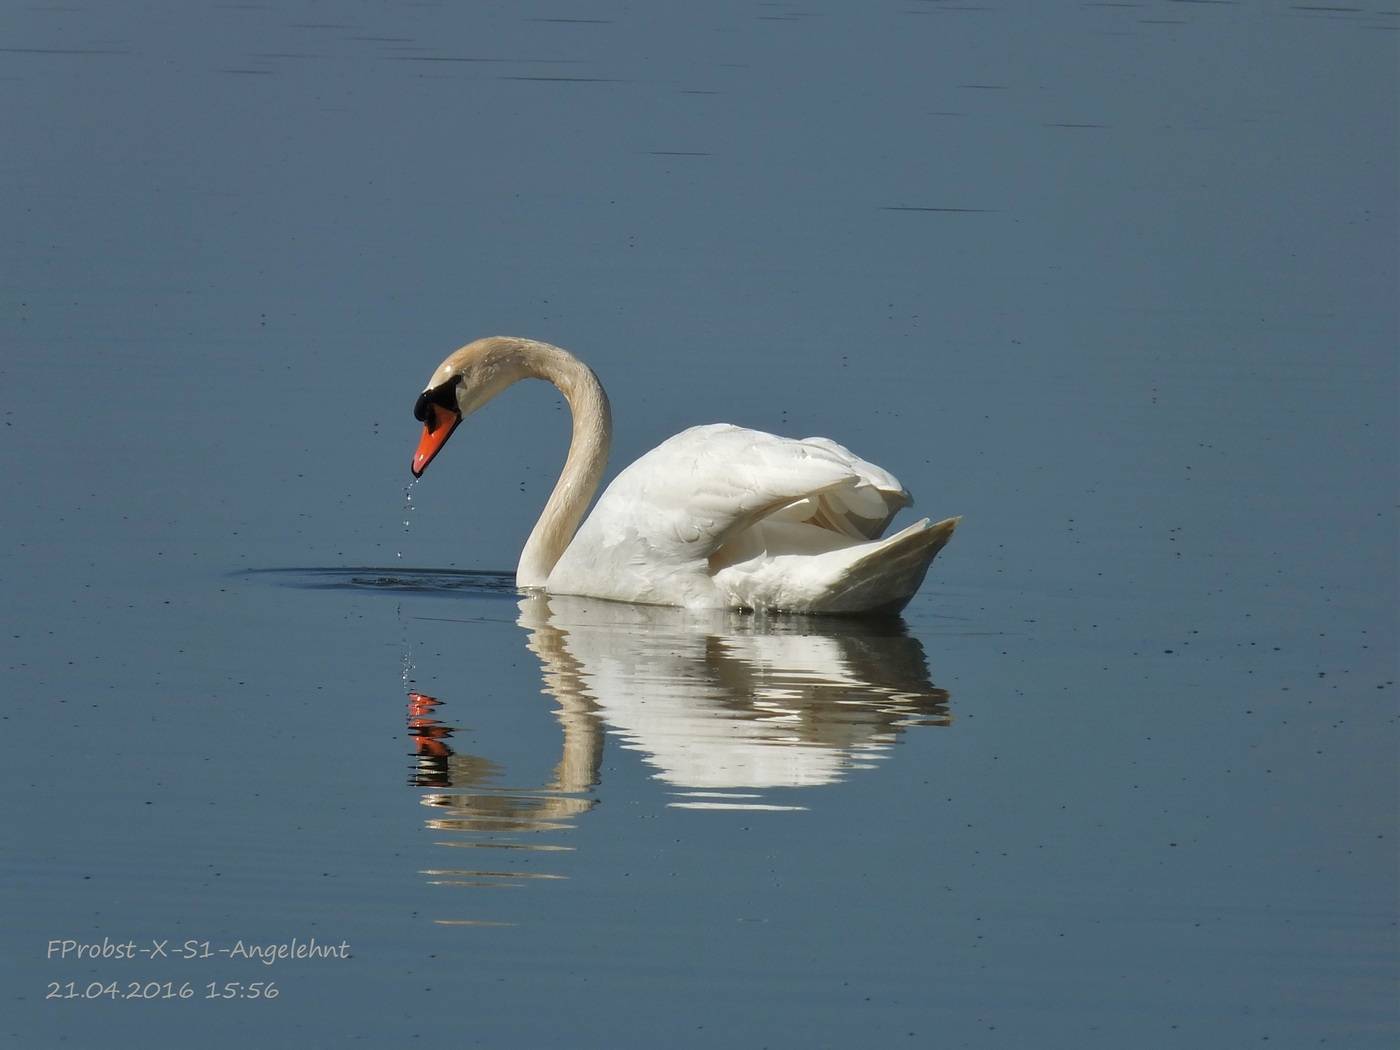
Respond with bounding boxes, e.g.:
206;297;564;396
411;337;958;614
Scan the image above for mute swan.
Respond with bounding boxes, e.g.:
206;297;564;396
411;337;957;614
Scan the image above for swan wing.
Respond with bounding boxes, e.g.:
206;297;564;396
768;435;911;540
548;425;910;605
595;424;879;552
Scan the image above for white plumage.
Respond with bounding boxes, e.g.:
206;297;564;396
411;338;957;614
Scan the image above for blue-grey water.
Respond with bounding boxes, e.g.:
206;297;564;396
2;2;1395;1047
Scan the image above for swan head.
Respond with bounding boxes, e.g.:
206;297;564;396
411;374;462;477
411;337;542;477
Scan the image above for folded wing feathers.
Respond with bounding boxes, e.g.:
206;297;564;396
795;436;910;540
617;425;877;556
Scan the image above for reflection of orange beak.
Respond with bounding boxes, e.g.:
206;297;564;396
412;403;461;477
407;693;441;716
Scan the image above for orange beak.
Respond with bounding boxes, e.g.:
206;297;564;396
412;402;461;477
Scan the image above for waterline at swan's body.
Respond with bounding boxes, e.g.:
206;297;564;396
411;337;957;614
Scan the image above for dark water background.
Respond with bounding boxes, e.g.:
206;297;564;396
2;2;1395;1047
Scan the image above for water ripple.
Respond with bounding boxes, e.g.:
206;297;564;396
233;566;519;599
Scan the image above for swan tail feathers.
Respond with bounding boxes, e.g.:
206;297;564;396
810;516;959;614
714;515;959;614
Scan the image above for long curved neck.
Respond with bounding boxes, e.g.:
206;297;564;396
513;342;612;588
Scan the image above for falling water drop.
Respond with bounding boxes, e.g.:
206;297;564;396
399;480;419;688
399;479;418;561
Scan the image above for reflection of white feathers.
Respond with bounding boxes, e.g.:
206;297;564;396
519;595;950;794
414;339;958;613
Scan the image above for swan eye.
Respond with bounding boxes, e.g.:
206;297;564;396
413;376;462;423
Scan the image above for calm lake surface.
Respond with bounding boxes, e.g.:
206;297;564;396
2;2;1395;1047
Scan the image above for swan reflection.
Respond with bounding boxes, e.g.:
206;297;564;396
517;594;950;798
404;591;951;919
412;594;949;814
241;566;952;918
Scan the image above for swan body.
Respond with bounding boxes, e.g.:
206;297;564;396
411;337;957;614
